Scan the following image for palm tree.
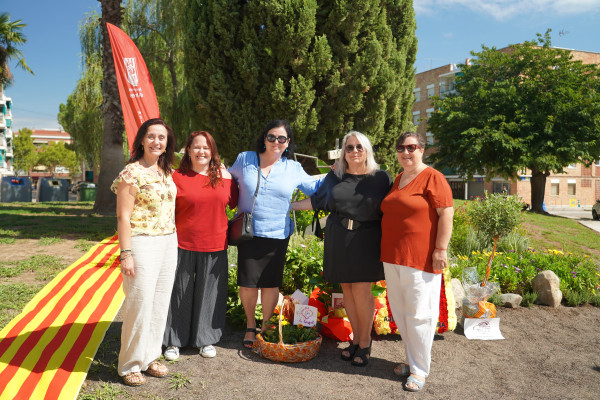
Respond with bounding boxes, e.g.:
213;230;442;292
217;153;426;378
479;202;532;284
94;0;125;215
0;13;34;87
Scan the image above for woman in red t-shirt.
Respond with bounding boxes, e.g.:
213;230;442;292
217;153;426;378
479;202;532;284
380;132;453;392
162;131;238;361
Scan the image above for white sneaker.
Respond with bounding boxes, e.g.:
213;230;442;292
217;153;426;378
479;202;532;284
200;345;216;358
164;346;179;361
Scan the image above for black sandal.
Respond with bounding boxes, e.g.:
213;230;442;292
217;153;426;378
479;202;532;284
351;343;371;367
242;328;257;349
340;343;359;361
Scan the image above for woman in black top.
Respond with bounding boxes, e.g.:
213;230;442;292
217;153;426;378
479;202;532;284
293;131;392;367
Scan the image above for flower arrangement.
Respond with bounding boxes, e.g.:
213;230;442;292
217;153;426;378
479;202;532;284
254;296;323;363
261;304;319;345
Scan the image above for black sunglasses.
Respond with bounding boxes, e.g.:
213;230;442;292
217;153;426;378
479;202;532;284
396;144;422;153
345;144;364;152
266;134;289;144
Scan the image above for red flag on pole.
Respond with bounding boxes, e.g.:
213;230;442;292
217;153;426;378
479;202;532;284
106;23;160;152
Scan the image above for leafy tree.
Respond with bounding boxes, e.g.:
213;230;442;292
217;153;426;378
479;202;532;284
13;128;37;175
124;0;194;143
184;0;416;168
0;13;33;87
428;31;600;213
58;21;104;174
37;142;80;177
95;0;125;215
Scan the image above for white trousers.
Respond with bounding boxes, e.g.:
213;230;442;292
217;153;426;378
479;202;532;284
118;233;177;376
383;262;441;378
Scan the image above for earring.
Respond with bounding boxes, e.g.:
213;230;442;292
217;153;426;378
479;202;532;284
263;144;266;150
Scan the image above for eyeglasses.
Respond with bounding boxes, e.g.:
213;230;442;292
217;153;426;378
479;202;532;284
266;134;289;144
396;144;422;153
345;144;364;152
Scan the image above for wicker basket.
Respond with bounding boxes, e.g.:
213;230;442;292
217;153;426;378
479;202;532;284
254;297;322;363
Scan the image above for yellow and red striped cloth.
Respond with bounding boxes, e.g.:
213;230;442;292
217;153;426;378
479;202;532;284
0;235;124;400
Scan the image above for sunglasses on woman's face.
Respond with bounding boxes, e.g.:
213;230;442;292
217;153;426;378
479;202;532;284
345;144;364;153
396;144;422;153
266;134;289;144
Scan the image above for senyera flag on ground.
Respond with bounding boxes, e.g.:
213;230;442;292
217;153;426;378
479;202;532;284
107;22;160;152
0;236;124;400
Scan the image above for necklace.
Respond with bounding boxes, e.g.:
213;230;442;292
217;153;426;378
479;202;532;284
140;159;161;177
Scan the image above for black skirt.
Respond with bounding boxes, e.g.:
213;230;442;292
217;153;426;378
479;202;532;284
323;213;385;284
237;236;290;288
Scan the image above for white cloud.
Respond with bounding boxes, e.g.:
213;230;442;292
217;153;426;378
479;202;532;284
414;0;600;20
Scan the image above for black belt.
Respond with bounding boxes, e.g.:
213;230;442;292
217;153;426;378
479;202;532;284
330;213;379;231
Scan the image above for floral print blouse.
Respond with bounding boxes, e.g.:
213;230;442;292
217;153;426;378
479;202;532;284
111;162;177;236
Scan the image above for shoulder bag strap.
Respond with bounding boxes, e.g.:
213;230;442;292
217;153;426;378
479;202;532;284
250;153;261;213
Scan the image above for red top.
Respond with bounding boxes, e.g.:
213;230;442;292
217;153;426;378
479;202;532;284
173;170;239;252
380;167;453;273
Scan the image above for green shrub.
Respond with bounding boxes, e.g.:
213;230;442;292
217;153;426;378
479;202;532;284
590;294;600;307
468;193;524;246
488;293;504;307
497;230;530;254
451;249;600;299
563;288;592;307
521;291;538;308
281;235;324;294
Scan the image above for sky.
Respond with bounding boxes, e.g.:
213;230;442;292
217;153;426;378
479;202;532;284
3;0;600;132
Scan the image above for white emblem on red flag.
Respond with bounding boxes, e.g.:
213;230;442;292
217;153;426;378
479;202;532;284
124;58;139;87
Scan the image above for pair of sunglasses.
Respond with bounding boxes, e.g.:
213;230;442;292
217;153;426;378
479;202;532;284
396;144;422;153
345;144;364;152
266;134;289;144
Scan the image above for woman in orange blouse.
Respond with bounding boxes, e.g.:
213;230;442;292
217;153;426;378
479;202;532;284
380;132;453;392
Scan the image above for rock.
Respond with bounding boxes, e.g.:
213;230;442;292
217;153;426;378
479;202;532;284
499;293;522;308
532;270;562;307
451;278;465;308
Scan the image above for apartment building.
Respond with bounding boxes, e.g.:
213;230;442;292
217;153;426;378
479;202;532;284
414;48;600;208
0;85;14;176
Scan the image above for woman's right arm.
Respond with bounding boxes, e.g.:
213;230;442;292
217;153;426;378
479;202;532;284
291;198;313;211
116;180;138;277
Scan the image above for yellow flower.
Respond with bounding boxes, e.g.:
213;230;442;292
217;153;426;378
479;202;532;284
281;320;290;326
298;324;304;329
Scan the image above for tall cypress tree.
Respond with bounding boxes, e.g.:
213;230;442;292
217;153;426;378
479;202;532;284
185;0;416;169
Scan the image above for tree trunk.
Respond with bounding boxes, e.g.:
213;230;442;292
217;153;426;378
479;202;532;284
94;0;124;215
530;166;550;213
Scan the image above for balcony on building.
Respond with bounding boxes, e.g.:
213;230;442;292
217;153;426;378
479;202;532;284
438;67;459;99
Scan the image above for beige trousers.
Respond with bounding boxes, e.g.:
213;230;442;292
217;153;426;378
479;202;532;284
118;233;177;376
383;262;441;378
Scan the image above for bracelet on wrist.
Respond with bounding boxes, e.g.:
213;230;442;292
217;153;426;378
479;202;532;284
435;247;447;251
121;249;132;253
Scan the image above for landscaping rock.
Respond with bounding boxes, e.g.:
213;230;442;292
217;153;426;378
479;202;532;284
532;270;562;307
499;293;522;308
451;278;465;308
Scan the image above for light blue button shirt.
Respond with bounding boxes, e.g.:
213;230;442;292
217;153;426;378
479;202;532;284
229;151;321;239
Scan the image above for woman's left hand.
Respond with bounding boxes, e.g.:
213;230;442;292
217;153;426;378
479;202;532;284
432;248;447;273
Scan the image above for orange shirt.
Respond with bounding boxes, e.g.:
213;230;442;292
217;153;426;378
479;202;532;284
380;167;453;273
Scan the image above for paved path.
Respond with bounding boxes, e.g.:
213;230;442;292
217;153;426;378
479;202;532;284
547;207;600;233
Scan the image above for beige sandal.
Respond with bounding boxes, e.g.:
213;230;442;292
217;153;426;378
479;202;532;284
122;371;146;386
145;360;168;378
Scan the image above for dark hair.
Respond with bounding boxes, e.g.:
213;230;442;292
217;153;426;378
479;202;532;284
396;132;426;149
128;118;176;176
178;131;223;188
254;119;296;158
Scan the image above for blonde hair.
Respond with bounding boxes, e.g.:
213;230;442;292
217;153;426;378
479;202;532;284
333;130;379;179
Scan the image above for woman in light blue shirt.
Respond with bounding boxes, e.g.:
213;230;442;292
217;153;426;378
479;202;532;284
229;119;321;348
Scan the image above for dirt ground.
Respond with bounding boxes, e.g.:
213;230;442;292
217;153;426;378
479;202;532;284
5;238;600;400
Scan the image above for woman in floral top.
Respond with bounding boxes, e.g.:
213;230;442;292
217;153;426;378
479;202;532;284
111;118;178;387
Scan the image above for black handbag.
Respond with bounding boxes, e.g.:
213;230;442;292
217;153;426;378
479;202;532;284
311;209;325;240
228;155;261;246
